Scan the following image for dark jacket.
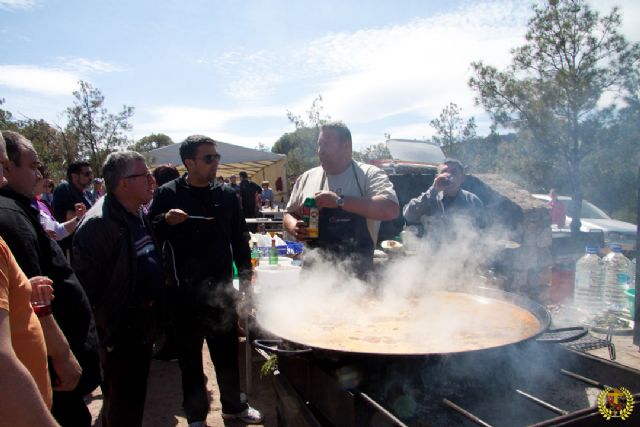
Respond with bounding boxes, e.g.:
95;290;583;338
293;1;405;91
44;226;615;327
0;188;101;395
72;194;162;348
149;175;252;290
52;181;93;255
239;179;262;218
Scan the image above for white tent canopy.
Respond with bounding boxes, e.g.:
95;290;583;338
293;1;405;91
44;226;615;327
148;140;286;178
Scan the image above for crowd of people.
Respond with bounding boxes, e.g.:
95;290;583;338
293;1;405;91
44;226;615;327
0;131;264;427
0;121;486;427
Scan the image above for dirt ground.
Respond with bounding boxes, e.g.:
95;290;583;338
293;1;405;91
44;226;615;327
87;339;276;427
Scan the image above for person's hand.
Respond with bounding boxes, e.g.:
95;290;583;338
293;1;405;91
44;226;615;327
314;191;340;209
28;276;54;305
165;209;189;225
74;203;87;220
50;350;82;391
291;220;309;242
45;229;57;239
433;172;452;192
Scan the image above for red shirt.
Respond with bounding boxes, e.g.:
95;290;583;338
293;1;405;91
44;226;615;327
548;199;566;227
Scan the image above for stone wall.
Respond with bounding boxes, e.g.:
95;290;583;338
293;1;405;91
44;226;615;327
465;174;553;303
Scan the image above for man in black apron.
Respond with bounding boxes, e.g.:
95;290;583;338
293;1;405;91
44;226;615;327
284;122;399;280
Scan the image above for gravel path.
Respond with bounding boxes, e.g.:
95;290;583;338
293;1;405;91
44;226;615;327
87;340;276;427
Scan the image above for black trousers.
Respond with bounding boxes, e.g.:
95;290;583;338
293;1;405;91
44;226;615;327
99;309;155;427
99;341;153;427
175;307;246;423
51;390;92;427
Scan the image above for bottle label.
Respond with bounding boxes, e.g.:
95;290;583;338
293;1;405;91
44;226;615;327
616;273;630;287
308;207;319;238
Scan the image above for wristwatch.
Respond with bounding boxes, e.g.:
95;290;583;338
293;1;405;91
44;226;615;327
336;195;345;209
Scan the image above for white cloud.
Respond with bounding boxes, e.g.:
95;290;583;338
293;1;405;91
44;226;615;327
209;0;638;141
133;104;286;146
56;57;126;74
0;0;36;10
212;0;531;129
0;57;125;97
0;65;78;95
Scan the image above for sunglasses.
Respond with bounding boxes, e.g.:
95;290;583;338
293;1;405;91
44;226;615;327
81;171;93;177
195;154;221;164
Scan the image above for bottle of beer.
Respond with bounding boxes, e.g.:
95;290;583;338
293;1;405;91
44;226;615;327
251;241;261;270
268;238;279;265
302;197;319;239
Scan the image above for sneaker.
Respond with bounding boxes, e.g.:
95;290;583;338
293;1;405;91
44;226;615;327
222;406;264;424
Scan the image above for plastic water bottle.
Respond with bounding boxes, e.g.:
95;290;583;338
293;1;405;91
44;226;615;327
573;246;602;315
602;245;632;313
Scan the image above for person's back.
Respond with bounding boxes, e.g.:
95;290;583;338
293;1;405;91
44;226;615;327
239;173;261;218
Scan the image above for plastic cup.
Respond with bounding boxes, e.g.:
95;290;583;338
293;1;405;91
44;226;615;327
31;278;53;316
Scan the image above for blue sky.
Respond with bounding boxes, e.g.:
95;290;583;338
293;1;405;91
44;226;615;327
1;0;638;150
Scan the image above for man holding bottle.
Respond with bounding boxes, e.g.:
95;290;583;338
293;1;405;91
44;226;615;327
284;122;399;279
403;158;485;240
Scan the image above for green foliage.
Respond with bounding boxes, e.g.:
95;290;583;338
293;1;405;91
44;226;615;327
272;127;320;176
129;133;173;153
259;354;278;378
469;0;640;232
352;143;392;163
64;80;135;174
429;103;477;147
18;119;71;183
254;142;270;152
286;95;331;129
274;95;333;176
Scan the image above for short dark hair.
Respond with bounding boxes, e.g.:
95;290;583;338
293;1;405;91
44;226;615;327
1;130;32;166
442;158;465;174
67;161;91;182
320;121;352;146
152;164;180;187
239;171;248;179
179;135;217;164
102;151;145;193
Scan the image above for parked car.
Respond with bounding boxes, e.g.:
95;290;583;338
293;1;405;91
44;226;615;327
532;194;637;251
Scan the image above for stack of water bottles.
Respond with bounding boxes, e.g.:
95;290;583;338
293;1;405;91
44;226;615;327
574;244;635;318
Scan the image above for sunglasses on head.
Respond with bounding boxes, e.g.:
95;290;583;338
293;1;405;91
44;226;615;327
196;154;221;164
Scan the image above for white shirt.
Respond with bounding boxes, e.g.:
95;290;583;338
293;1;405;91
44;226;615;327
286;161;398;243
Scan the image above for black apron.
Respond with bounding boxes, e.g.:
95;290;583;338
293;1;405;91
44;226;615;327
308;162;374;280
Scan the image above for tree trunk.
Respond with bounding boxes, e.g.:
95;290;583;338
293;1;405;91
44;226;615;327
569;155;582;235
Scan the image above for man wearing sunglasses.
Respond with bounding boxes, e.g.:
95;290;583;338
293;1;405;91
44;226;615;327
52;161;95;257
149;135;263;426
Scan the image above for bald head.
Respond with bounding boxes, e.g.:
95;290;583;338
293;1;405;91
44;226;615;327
1;130;42;197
